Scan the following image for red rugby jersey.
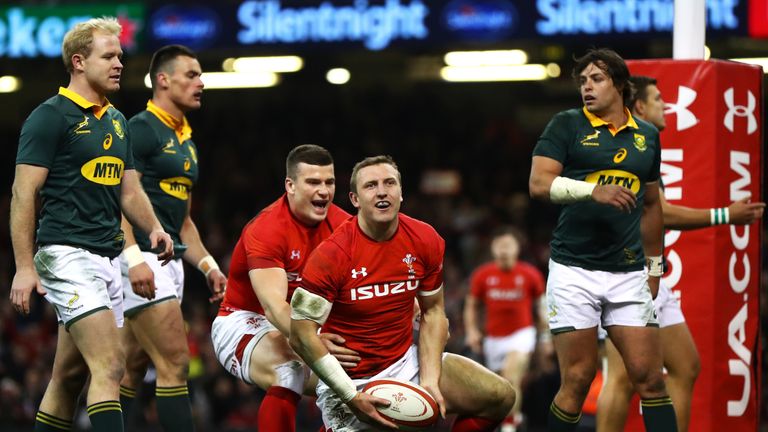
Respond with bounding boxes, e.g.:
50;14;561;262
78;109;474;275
300;213;445;378
219;195;350;316
469;261;545;337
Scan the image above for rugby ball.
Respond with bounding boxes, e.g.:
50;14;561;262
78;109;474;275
362;378;438;431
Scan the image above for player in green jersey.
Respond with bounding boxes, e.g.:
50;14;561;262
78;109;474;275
596;75;765;432
9;17;173;432
118;45;227;432
529;49;676;431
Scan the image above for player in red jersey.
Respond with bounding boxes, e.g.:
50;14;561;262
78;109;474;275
464;227;547;431
211;145;357;432
289;155;516;432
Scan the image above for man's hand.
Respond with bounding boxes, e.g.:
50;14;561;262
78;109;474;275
149;229;174;264
347;392;398;430
648;276;660;299
465;329;483;355
420;381;447;419
129;263;156;300
10;267;46;315
319;333;361;369
729;197;765;225
592;184;636;213
206;269;227;303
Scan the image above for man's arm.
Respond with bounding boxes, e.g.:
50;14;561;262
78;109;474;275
250;268;291;336
529;155;636;211
660;189;765;230
289;288;395;429
641;182;664;298
180;194;226;302
463;294;483;355
120;169;173;261
417;288;449;418
119;170;158;300
9;164;48;314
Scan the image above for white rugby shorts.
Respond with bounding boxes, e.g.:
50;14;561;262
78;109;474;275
546;259;658;334
35;244;123;330
121;252;184;317
211;310;278;384
654;280;685;328
316;344;447;432
483;326;536;372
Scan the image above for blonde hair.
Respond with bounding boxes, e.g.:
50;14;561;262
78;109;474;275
62;17;122;73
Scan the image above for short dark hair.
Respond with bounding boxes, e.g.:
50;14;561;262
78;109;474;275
572;48;631;106
286;145;334;179
350;155;401;194
149;45;197;89
627;75;658;110
491;225;521;242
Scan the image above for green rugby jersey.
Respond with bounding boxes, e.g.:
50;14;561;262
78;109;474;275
533;107;661;272
128;101;198;257
16;88;133;258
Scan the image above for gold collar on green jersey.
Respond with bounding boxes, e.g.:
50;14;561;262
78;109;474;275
58;87;112;119
582;106;638;137
146;99;193;144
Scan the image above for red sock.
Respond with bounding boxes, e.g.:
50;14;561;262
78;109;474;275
258;386;301;432
452;415;502;432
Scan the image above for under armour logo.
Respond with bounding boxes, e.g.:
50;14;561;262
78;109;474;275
290;250;301;260
664;86;698;131
723;88;757;135
351;267;368;279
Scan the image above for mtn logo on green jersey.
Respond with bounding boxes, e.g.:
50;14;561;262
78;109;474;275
81;156;124;185
160;176;193;200
584;169;640;194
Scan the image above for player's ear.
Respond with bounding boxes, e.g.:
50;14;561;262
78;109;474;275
349;191;360;209
285;176;295;195
156;72;170;90
71;54;85;72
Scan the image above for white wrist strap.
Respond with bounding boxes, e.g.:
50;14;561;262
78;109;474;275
549;176;596;204
647;255;664;277
123;245;145;269
197;255;220;277
710;207;730;225
313;353;357;403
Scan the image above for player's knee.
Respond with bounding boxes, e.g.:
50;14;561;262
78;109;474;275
93;351;126;384
273;360;308;395
52;365;89;396
157;348;190;382
632;369;666;397
604;372;634;397
562;366;597;397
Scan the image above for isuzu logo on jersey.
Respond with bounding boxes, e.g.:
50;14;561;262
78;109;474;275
350;280;420;301
351;267;368;279
723;88;757;135
664;86;698;131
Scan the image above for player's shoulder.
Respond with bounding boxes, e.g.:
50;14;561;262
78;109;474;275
327;204;353;227
29;95;68;120
106;105;127;121
551;108;584;125
471;262;497;278
515;261;541;275
633;116;661;137
127;110;159;130
399;213;444;246
475;262;498;274
242;196;288;236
